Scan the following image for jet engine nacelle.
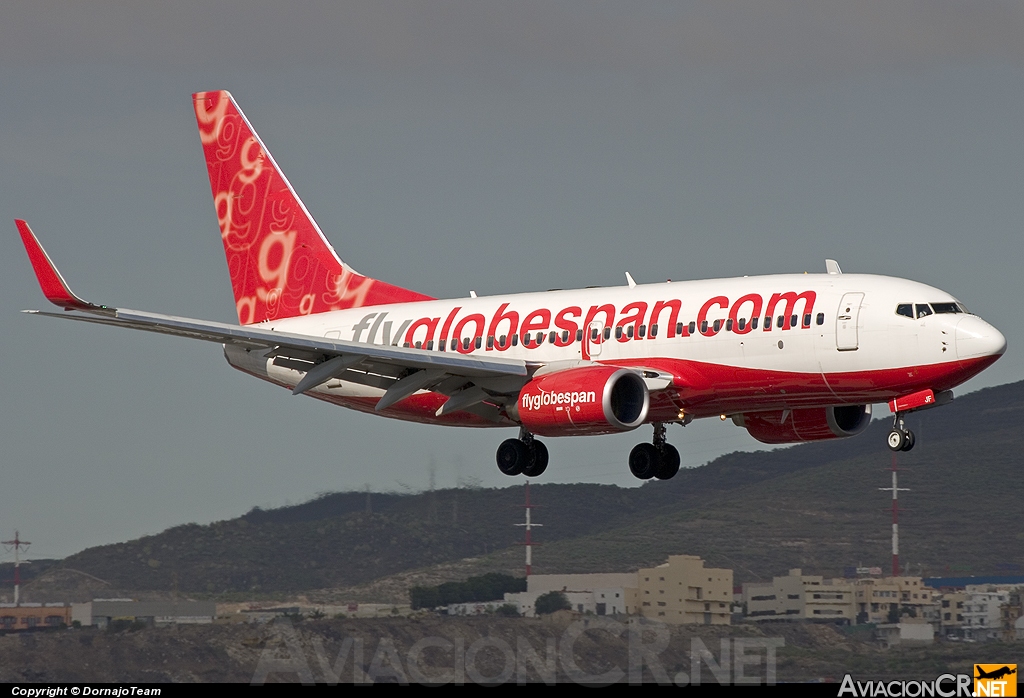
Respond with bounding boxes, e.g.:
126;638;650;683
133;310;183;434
510;366;649;437
733;404;872;444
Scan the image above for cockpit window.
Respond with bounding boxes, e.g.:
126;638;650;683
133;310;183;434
915;304;933;319
931;302;962;314
896;304;913;319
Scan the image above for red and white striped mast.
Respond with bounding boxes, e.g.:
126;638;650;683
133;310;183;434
515;481;542;577
2;531;31;606
879;456;909;577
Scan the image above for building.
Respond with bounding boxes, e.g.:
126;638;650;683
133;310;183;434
1000;589;1023;641
72;600;216;628
962;586;1011;641
636;555;732;625
935;592;966;636
0;603;71;631
505;572;637;617
853;577;937;625
743;569;855;624
875;622;935;648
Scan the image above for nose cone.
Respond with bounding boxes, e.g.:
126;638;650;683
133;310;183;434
955;316;1007;360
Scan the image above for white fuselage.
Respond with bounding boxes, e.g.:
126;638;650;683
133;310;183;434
226;272;1005;426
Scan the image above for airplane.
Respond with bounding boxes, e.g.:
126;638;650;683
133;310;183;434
975;666;1016;681
16;90;1007;481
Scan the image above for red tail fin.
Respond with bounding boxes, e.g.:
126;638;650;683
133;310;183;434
193;91;433;325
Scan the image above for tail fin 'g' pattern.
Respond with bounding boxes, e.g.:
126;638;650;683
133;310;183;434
193;91;433;325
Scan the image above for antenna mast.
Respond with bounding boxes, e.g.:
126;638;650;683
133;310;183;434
514;481;542;577
2;531;31;605
879;456;909;577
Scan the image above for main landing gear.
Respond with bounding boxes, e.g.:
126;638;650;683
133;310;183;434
887;414;916;452
496;428;549;477
629;423;680;480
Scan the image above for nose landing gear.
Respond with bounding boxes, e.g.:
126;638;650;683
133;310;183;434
886;414;916;452
629;423;680;480
496;428;549;477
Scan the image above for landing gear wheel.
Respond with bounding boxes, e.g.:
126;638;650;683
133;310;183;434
887;429;906;452
497;438;530;476
523;440;549;477
655;444;680;480
900;430;916;452
629;443;660;480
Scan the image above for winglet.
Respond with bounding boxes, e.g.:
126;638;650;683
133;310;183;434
16;220;109;313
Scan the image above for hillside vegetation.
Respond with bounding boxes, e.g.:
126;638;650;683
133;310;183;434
33;380;1024;596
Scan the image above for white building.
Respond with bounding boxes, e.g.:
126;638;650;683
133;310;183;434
962;586;1011;640
505;573;637;617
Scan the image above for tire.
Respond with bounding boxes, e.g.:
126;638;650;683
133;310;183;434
496;438;530;476
900;430;916;452
887;429;906;452
523;441;549;477
655;444;680;480
629;443;660;480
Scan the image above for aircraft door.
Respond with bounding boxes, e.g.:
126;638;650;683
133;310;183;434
836;292;864;351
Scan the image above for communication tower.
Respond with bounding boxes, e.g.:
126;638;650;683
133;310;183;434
514;481;542;576
879;456;909;577
2;531;31;605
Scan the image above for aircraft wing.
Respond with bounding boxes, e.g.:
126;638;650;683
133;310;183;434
17;220;529;417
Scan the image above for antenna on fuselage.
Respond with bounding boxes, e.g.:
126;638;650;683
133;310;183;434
625;272;637;288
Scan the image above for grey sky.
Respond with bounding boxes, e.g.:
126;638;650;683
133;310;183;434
1;2;1021;559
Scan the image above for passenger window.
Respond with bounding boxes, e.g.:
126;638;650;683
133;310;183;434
576;329;583;342
675;322;683;335
427;340;434;350
638;324;646;338
751;317;759;330
549;331;557;344
896;304;913;319
700;321;708;334
463;338;471;350
738;318;746;331
615;326;623;339
650;324;658;338
726;319;733;331
452;338;459;351
591;327;599;341
713;320;721;333
765;316;772;329
790;314;797;328
475;337;482;349
486;336;494;349
688;322;696;335
562;330;569;343
816;313;824;325
512;334;519;347
803;314;811;327
604;327;611;340
777;316;784;329
915;304;933;319
415;341;422;349
536;332;544;345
